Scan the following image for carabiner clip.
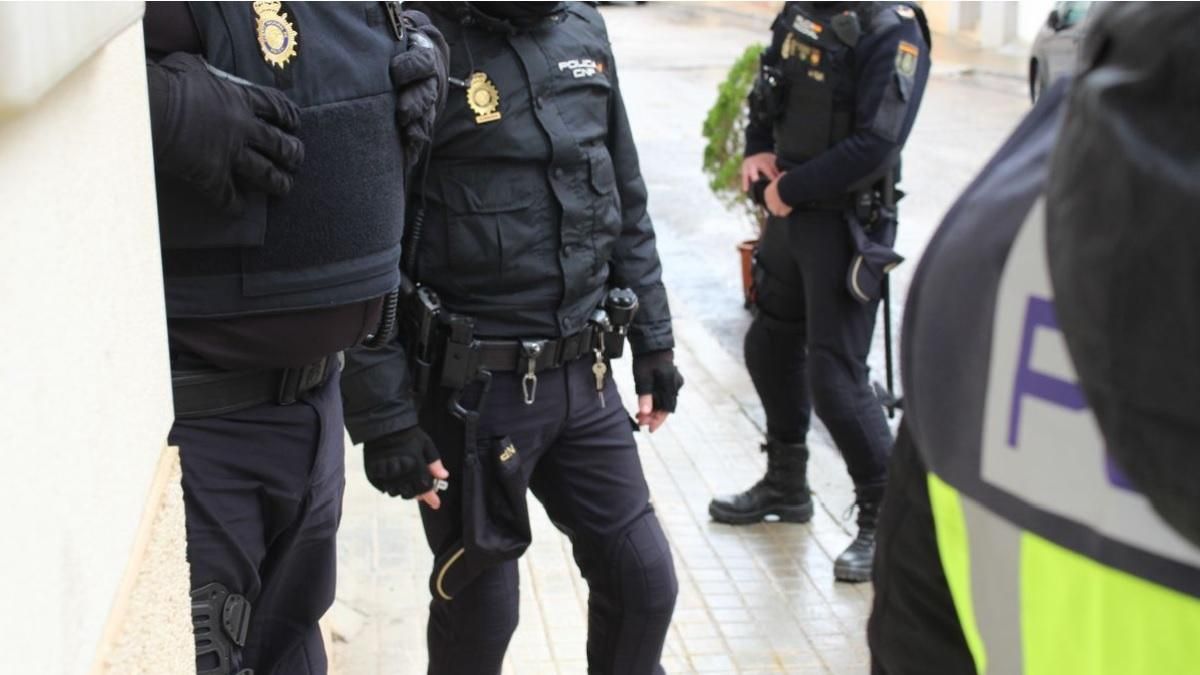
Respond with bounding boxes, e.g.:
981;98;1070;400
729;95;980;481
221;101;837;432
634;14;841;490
519;340;545;405
522;369;538;406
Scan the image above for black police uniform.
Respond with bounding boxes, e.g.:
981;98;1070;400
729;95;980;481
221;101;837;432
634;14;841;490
145;3;442;673
708;1;931;582
340;3;679;673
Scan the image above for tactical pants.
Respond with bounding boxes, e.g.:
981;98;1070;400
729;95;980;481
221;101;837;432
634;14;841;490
746;209;893;488
418;358;678;675
170;369;345;675
867;422;975;673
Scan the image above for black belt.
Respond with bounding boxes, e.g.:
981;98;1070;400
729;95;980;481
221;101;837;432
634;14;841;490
474;325;598;373
171;353;343;419
796;196;853;212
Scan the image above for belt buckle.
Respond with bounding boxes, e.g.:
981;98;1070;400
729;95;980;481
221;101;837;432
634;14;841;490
278;356;328;406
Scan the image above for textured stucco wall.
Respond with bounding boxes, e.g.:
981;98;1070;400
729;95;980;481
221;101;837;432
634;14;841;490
97;448;193;675
0;9;191;674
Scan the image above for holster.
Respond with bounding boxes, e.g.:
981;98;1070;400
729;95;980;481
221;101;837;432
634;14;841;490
845;171;904;304
398;277;482;400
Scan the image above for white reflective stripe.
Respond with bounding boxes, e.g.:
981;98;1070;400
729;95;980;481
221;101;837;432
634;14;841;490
979;199;1200;567
961;494;1024;675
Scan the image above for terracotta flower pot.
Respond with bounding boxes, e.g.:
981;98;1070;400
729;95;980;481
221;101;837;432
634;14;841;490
737;239;758;308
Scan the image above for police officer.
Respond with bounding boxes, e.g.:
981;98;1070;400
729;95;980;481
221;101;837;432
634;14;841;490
339;3;683;673
144;3;447;672
868;5;1200;672
707;1;931;583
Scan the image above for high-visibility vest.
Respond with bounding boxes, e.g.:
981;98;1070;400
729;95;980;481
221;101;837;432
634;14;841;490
902;82;1200;674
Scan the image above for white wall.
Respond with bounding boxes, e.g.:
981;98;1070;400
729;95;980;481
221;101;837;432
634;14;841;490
924;0;1056;48
0;4;181;673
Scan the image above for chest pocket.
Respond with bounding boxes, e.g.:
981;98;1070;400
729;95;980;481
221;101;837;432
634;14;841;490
545;52;612;146
433;166;554;289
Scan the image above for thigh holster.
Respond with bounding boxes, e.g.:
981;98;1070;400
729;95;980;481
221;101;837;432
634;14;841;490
191;582;253;675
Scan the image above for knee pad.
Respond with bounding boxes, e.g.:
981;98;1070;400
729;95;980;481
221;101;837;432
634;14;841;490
610;512;678;615
191;582;253;675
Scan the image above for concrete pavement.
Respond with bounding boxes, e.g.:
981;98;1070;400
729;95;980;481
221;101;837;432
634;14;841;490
328;3;1033;673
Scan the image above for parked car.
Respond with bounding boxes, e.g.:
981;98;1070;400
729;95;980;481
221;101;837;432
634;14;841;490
1029;1;1095;101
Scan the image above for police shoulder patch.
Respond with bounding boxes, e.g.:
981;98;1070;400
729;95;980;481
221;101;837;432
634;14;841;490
895;5;916;20
895;40;919;77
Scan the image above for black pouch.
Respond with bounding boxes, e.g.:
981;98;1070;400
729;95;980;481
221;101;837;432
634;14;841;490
467;436;531;556
846;214;904;304
430;427;532;602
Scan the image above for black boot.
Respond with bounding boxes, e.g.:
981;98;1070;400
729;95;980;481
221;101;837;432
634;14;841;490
709;438;814;525
834;485;884;583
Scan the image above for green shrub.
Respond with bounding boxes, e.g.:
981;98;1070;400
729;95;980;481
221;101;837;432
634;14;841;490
701;43;765;231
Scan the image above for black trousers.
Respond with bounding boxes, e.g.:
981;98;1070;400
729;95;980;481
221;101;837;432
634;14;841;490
170;369;345;675
418;358;678;675
867;421;975;673
746;209;894;488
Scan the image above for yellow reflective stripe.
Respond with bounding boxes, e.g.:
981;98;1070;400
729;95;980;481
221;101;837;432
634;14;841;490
927;473;989;675
1021;533;1200;675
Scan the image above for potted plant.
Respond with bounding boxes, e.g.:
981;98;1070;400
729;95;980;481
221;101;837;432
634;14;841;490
702;43;766;308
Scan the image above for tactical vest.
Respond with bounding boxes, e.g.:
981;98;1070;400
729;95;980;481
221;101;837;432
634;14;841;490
904;83;1200;674
158;2;407;319
772;2;871;164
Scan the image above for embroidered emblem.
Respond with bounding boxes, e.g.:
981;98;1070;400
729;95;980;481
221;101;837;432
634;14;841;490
793;15;823;41
558;58;602;79
896;41;920;77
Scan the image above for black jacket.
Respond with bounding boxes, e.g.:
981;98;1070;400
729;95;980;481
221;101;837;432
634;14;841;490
746;2;930;206
342;1;673;442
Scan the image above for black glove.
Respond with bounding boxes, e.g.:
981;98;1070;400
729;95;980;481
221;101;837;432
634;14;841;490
363;426;441;499
632;350;685;413
390;11;449;165
146;52;304;213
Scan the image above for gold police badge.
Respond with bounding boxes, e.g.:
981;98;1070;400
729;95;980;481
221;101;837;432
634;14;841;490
253;1;298;69
466;72;502;124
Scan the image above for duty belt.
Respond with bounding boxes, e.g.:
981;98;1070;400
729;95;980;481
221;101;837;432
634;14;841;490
401;282;637;403
171;353;343;419
474;326;599;373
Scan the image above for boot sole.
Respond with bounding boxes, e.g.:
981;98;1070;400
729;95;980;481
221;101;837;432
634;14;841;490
708;500;814;525
834;561;872;583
